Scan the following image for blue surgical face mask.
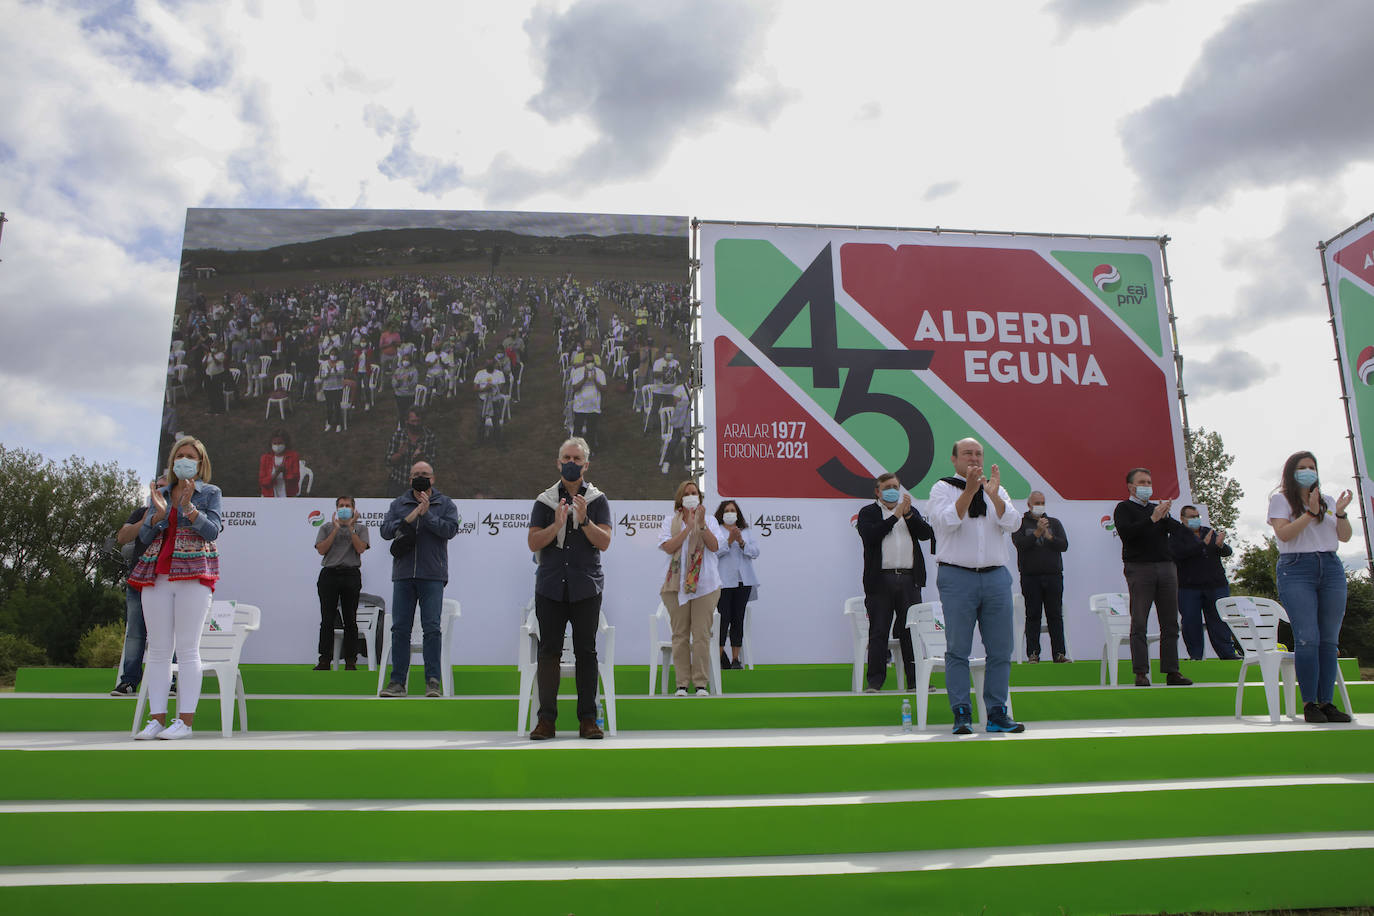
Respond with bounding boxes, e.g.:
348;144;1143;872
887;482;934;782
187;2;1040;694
1134;485;1153;501
173;457;198;480
561;461;582;482
336;507;353;520
1185;516;1201;529
1295;468;1319;488
880;487;901;504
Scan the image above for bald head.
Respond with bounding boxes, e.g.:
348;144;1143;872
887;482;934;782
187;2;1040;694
951;439;984;476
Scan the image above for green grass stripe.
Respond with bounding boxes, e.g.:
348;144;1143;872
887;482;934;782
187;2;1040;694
1;730;1371;801
18;658;1359;694
0;848;1370;915
2;784;1369;867
4;682;1372;732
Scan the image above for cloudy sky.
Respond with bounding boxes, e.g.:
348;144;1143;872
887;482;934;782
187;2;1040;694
2;0;1372;557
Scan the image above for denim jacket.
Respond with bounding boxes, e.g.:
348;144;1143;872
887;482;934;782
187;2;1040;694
139;480;223;542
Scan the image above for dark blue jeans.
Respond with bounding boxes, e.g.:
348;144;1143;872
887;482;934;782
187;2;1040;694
389;578;444;686
1177;585;1240;660
118;586;147;688
1276;551;1346;705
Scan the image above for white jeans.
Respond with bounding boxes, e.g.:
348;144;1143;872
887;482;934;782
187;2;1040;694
141;578;211;717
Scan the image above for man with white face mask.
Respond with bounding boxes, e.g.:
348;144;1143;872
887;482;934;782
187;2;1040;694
1011;491;1069;663
1113;468;1191;687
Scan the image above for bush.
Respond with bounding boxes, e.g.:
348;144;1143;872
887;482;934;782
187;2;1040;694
0;633;47;686
76;621;126;669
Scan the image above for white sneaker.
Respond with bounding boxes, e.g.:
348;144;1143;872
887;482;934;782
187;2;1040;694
695;686;710;696
674;687;689;697
157;719;194;740
324;423;331;432
133;719;166;740
335;425;342;432
661;462;669;474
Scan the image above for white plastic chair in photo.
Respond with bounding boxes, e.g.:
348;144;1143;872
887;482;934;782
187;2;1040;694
131;601;260;738
331;596;384;672
908;601;990;729
297;460;314;495
265;373;294;420
365;364;381;409
1090;592;1158;686
843;596;907;693
252;354;272;397
377;598;461;696
515;597;618;735
412;384;429;408
1216;595;1352;724
339;384;355;430
648;601;723;695
657;407;676;466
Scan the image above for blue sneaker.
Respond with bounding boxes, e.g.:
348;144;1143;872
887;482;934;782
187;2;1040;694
986;706;1025;733
952;704;973;735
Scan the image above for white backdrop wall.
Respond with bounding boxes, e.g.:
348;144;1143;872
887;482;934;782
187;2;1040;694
216;494;1201;668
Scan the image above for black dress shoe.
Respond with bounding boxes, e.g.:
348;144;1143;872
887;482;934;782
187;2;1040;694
312;661;331;671
1320;703;1352;723
1304;702;1328;723
1134;674;1151;687
1165;672;1193;686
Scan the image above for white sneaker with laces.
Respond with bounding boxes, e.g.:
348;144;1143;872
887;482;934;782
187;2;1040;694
674;687;689;697
133;719;165;741
695;686;710;696
157;719;194;740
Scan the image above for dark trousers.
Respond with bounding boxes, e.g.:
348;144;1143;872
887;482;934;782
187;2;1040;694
573;411;600;448
535;591;601;723
717;585;751;648
1123;560;1181;674
1022;572;1066;657
865;571;918;689
1178;585;1240;659
324;388;343;427
317;566;361;662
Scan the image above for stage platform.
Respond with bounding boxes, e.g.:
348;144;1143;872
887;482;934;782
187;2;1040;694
3;662;1372;915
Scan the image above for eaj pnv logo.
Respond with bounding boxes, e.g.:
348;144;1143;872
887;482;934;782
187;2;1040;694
307;510;325;527
1092;264;1122;293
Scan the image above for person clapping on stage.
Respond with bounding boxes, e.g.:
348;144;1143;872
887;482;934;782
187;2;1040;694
313;496;370;671
658;480;723;696
714;500;760;670
1269;451;1354;723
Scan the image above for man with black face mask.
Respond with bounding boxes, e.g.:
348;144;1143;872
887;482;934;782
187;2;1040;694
526;437;612;740
379;461;461;698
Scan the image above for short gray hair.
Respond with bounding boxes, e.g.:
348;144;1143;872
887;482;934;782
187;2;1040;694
559;437;590;461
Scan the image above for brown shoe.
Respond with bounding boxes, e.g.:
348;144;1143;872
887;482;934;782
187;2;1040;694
578;717;604;740
529;718;556;741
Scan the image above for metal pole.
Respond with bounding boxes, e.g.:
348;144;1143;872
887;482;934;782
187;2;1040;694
1318;239;1374;576
689;218;705;483
1158;236;1190;443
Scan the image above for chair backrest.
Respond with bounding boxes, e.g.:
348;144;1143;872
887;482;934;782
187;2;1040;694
272;372;294;393
406;598;460;650
341;383;354;408
1216;595;1285;656
368;364;381;386
1089;593;1132;636
298;460;314;494
651;601;672;646
658;406;674;436
200;601;261;667
843;596;866;640
258;354;273;373
910;601;946;657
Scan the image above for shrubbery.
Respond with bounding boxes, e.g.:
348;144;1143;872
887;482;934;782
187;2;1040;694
76;621;126;669
0;633;47;686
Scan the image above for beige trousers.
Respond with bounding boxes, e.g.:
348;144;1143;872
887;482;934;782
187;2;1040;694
662;588;720;690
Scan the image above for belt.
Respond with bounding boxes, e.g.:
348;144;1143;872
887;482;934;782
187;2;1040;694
881;568;912;575
938;562;1000;574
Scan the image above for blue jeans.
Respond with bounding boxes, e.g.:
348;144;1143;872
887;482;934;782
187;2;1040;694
937;564;1014;712
1177;585;1239;660
118;586;147;688
389;578;445;686
1276;551;1346;705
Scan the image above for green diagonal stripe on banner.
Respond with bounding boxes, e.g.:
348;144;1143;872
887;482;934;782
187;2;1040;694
1051;250;1163;356
1338;278;1374;479
715;238;1029;496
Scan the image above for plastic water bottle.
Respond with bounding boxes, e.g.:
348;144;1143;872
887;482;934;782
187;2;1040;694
595;699;606;732
900;698;913;734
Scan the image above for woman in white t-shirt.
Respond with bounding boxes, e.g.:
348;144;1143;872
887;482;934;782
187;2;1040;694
657;480;723;696
1268;451;1354;723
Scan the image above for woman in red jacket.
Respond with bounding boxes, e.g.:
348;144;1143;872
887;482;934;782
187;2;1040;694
259;428;301;497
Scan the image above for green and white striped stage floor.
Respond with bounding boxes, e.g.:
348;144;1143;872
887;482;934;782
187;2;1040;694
2;661;1371;915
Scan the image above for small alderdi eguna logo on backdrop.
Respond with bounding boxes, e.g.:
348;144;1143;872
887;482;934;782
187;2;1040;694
307;510;325;527
1092;264;1122;293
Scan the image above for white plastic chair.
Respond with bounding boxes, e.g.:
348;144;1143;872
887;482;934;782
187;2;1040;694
340;384;355;430
843;596;907;693
1217;595;1352;724
252;354;272;397
648;601;723;695
331;597;384;672
130;601;260;738
412;384;429;408
265;373;293;420
365;364;381;409
515;597;617;735
1090;592;1158;686
297;460;314;495
739;592;759;670
377;598;461;696
908;601;990;729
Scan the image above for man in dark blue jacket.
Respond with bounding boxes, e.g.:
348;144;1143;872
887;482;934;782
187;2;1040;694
1169;505;1241;661
855;472;934;692
379;461;461;697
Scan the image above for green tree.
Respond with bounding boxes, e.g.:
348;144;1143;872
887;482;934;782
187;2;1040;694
1231;537;1279;601
1185;426;1244;535
0;444;140;664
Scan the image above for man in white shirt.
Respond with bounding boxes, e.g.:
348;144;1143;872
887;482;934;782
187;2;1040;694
569;352;607;448
928;438;1025;734
472;357;507;435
